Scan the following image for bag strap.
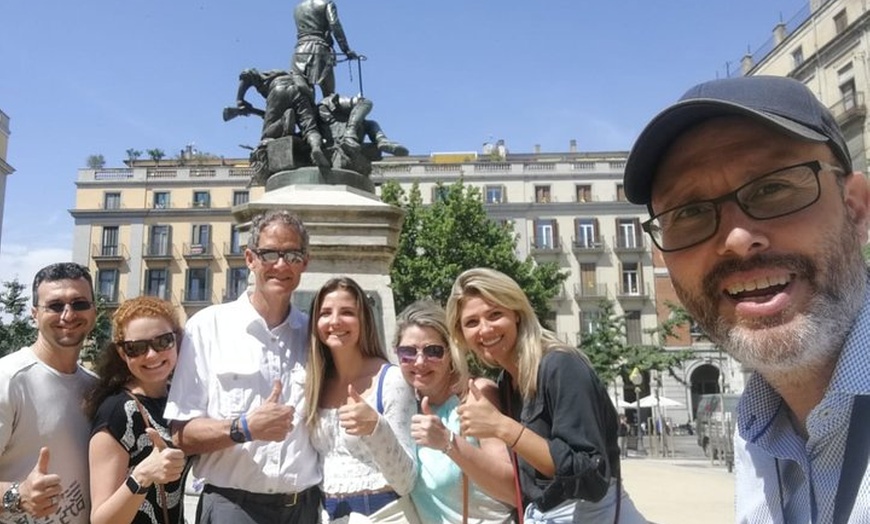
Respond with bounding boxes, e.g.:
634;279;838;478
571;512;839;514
502;381;525;524
461;473;469;524
376;364;391;415
125;390;172;524
833;395;870;524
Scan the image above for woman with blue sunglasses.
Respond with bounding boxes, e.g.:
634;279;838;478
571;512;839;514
397;300;515;524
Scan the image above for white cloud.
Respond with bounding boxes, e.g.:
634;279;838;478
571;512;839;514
0;243;74;301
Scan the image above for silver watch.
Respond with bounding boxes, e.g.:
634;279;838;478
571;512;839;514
2;482;22;514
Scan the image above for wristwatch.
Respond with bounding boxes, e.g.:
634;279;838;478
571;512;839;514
125;474;149;495
2;482;22;513
442;430;456;454
229;417;246;443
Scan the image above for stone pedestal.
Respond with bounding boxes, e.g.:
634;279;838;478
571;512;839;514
232;182;405;352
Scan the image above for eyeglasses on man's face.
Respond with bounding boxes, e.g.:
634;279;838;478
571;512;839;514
36;300;93;314
120;332;177;358
253;248;306;265
396;344;447;365
642;160;844;253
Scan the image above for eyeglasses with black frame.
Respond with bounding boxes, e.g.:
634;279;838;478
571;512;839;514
36;300;94;314
253;249;306;265
120;332;177;358
641;160;844;253
396;344;447;365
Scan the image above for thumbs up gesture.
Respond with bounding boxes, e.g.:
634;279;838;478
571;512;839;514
131;429;186;488
19;447;63;518
411;396;452;451
247;380;295;442
339;384;378;436
458;379;505;439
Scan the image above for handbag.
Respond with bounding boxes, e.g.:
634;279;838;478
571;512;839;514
125;390;173;524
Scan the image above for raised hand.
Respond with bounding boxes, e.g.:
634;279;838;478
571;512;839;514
338;384;379;436
246;380;295;442
411;396;451;451
131;429;186;487
19;447;63;518
458;379;507;440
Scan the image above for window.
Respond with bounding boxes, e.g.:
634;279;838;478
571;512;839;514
535;185;551;203
840;78;857;111
148;225;171;256
625;310;642;345
575;218;599;248
229;226;245;255
233;190;250;206
533;219;558;249
193;191;210;208
191;224;211;250
622;262;640;295
484;185;504;204
580;263;598;295
792;47;804;68
432;186;449;203
97;269;118;302
616;184;626;202
101;226;119;256
580;310;602;335
186;268;210;302
226;267;249;301
617;218;640;248
575;185;592;203
145;269;169;299
103;192;121;210
834;9;848;33
153;191;170;209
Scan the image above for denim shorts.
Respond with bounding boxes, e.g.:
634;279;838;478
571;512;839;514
324;490;399;519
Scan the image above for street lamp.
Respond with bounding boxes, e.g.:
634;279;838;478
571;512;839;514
629;367;644;453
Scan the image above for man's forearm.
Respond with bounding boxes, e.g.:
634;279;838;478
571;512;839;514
171;418;236;455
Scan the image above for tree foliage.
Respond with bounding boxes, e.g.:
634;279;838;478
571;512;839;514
382;179;567;320
86;154;106;169
146;148;166;164
125;148;143;163
81;295;113;365
0;279;37;358
580;299;694;390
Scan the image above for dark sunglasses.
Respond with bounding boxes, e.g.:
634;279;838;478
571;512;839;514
36;300;93;314
120;332;177;358
253;249;306;265
396;344;446;365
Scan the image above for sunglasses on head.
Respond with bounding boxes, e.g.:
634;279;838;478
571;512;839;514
396;344;446;364
120;332;177;358
37;300;93;314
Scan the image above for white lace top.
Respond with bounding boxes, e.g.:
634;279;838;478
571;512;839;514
312;364;418;496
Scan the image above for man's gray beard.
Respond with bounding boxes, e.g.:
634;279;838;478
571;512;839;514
673;223;867;376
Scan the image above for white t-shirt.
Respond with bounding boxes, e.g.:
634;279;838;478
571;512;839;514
165;293;321;493
0;347;97;524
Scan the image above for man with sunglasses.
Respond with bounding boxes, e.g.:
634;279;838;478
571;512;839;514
0;262;97;523
166;210;321;524
624;76;870;523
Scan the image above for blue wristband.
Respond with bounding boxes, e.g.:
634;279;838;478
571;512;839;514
240;413;253;442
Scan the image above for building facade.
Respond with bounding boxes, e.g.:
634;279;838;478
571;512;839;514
0;109;14;249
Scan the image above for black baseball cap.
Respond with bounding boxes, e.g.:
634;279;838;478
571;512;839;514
624;75;852;206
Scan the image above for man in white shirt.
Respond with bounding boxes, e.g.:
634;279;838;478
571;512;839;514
0;262;98;524
166;210;321;524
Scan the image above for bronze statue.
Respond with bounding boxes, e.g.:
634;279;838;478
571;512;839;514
317;94;408;175
291;0;358;98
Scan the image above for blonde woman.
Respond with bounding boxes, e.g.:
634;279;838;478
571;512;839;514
304;277;417;521
397;300;515;523
446;268;645;523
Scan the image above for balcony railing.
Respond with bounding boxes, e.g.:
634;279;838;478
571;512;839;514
573;283;608;301
183;242;214;259
91;244;127;262
612;235;647;253
830;92;866;125
182;288;212;305
616;282;650;301
571;237;606;254
144;288;171;301
98;290;125;307
223;243;246;258
143;243;173;259
531;238;561;255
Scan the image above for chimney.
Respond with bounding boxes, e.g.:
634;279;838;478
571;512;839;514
569;139;577;153
773;23;787;46
534;144;541;154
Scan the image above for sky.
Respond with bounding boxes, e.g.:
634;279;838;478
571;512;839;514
0;0;808;294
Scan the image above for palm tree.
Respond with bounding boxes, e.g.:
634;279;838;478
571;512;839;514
146;148;165;165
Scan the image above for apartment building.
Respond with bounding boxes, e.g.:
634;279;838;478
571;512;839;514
0;109;14;249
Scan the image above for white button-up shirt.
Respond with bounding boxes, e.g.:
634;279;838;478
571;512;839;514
165;293;321;493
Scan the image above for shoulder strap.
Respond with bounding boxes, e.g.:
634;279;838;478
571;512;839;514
833;395;870;524
376;364;391;415
124;391;172;524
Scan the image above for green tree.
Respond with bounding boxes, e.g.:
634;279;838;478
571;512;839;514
146;148;165;165
125;148;142;163
86;154;106;169
0;279;37;357
382;179;567;377
81;295;112;365
580;298;693;393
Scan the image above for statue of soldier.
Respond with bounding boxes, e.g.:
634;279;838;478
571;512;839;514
291;0;358;98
